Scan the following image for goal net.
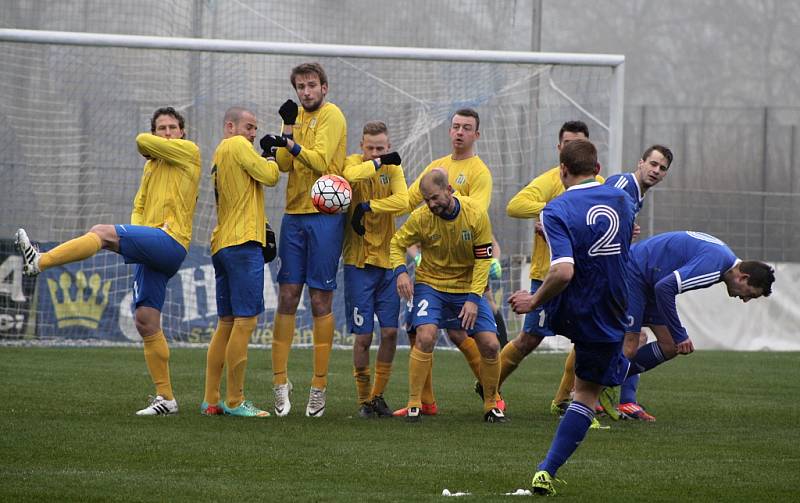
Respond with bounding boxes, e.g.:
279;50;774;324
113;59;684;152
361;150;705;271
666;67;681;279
0;29;622;350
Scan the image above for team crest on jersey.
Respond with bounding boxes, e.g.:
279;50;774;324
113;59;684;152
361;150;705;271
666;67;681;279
429;233;441;242
455;173;466;185
309;117;317;128
461;230;473;241
379;174;389;185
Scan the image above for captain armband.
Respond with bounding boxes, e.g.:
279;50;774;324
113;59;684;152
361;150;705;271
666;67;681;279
473;242;493;259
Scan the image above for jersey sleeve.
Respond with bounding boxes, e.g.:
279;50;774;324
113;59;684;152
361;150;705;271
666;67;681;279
232;137;280;186
342;156;377;183
506;172;554;218
540;205;574;265
390;213;422;271
293;107;346;175
469;166;492;212
135;134;199;169
370;164;409;214
469;209;494;297
130;167;148;225
653;273;689;343
405;162;433;213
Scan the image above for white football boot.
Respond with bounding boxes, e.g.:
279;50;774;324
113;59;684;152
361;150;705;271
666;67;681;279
15;228;41;276
273;380;293;417
305;387;327;417
136;395;178;416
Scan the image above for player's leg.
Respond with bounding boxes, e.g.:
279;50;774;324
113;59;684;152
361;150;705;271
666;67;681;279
468;296;504;421
369;268;400;417
628;324;674;378
202;251;233;416
618;331;655;421
499;280;549;391
221;243;269;417
346;265;378;418
403;284;445;421
551;347;576;415
15;224;120;276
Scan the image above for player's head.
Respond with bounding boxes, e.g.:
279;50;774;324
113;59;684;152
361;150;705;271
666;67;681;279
725;260;775;302
290;62;328;112
559;139;600;184
557;120;589;151
637;144;673;189
360;121;390;161
450;109;480;154
223;106;258;143
420;168;455;217
150;107;186;139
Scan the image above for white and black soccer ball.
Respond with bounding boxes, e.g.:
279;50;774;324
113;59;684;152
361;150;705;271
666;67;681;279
310;174;352;214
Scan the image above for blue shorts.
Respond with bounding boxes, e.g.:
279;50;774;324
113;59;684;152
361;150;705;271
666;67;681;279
278;213;345;290
213;242;265;318
626;269;663;332
115;225;187;310
522;279;556;337
410;283;496;336
344;264;400;334
573;340;630;387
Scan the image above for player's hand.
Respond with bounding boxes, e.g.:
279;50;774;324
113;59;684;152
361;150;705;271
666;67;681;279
489;258;502;280
396;272;413;301
676;338;694;355
279;99;298;125
633;223;641;240
378;152;401;167
508;290;536;314
350;202;370;236
535;222;546;238
459;300;478;330
259;134;287;157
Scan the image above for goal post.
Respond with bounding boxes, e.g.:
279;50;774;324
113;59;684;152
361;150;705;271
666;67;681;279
0;28;624;348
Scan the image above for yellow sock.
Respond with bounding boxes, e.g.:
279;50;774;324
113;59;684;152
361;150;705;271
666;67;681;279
480;355;500;412
408;347;433;409
271;313;295;385
554;346;577;403
202;319;233;405
354;366;371;405
225;316;257;409
39;232;102;271
457;337;482;380
142;331;173;400
370;360;392;400
311;313;334;389
499;341;525;388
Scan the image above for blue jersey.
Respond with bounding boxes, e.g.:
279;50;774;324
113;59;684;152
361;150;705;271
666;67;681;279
541;181;636;343
605;173;644;215
629;231;739;342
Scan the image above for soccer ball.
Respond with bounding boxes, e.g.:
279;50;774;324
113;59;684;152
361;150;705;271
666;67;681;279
310;174;352;214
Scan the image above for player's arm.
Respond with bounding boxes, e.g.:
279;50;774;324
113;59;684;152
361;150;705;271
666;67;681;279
404;164;431;213
508;209;574;314
469;167;493;211
506;171;554;219
135;133;199;168
275;142;294;172
130;169;147;225
286;108;346;174
369;164;409;214
458;211;493;329
653;274;690;352
390;214;422;301
233;137;280;186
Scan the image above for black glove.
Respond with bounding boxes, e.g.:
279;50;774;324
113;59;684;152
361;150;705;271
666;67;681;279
378;152;402;166
262;223;277;263
350;202;371;236
279;99;298;125
259;134;287;157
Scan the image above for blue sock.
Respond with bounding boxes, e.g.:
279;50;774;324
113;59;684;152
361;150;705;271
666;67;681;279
628;341;665;377
538;401;594;476
620;374;640;404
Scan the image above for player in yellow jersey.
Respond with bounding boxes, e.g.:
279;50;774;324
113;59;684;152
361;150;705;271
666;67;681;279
397;108;503;416
262;62;347;418
16;107;201;416
390;169;505;423
341;121;409;418
502;121;605;417
199;107;280;418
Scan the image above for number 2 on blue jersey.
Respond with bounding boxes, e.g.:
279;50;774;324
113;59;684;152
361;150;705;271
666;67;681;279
586;204;621;256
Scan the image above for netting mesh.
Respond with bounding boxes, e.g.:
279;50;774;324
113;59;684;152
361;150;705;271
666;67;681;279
0;34;614;344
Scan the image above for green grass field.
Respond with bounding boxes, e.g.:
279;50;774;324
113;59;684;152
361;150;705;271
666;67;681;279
1;347;798;501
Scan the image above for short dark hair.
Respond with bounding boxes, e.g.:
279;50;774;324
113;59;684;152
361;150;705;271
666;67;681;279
362;121;388;136
150;106;185;133
739;261;775;297
453;108;480;131
558;120;589;142
559;139;597;176
642;144;674;167
290;62;328;88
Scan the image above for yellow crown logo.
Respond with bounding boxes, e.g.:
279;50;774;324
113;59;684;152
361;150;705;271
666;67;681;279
47;270;112;329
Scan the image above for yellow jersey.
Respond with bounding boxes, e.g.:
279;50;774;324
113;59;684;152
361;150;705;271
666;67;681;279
406;154;492;212
390;196;493;296
276;102;347;214
342;154;409;269
132;133;201;250
507;166;604;280
210;135;280;255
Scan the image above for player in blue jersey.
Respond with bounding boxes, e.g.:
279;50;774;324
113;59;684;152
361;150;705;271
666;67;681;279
599;145;673;420
508;139;635;496
621;231;774;386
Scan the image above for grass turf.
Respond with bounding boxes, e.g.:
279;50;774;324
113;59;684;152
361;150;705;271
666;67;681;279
1;347;798;501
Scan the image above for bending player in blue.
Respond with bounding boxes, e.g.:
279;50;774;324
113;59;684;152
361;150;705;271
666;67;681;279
619;231;774;391
509;139;635;496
